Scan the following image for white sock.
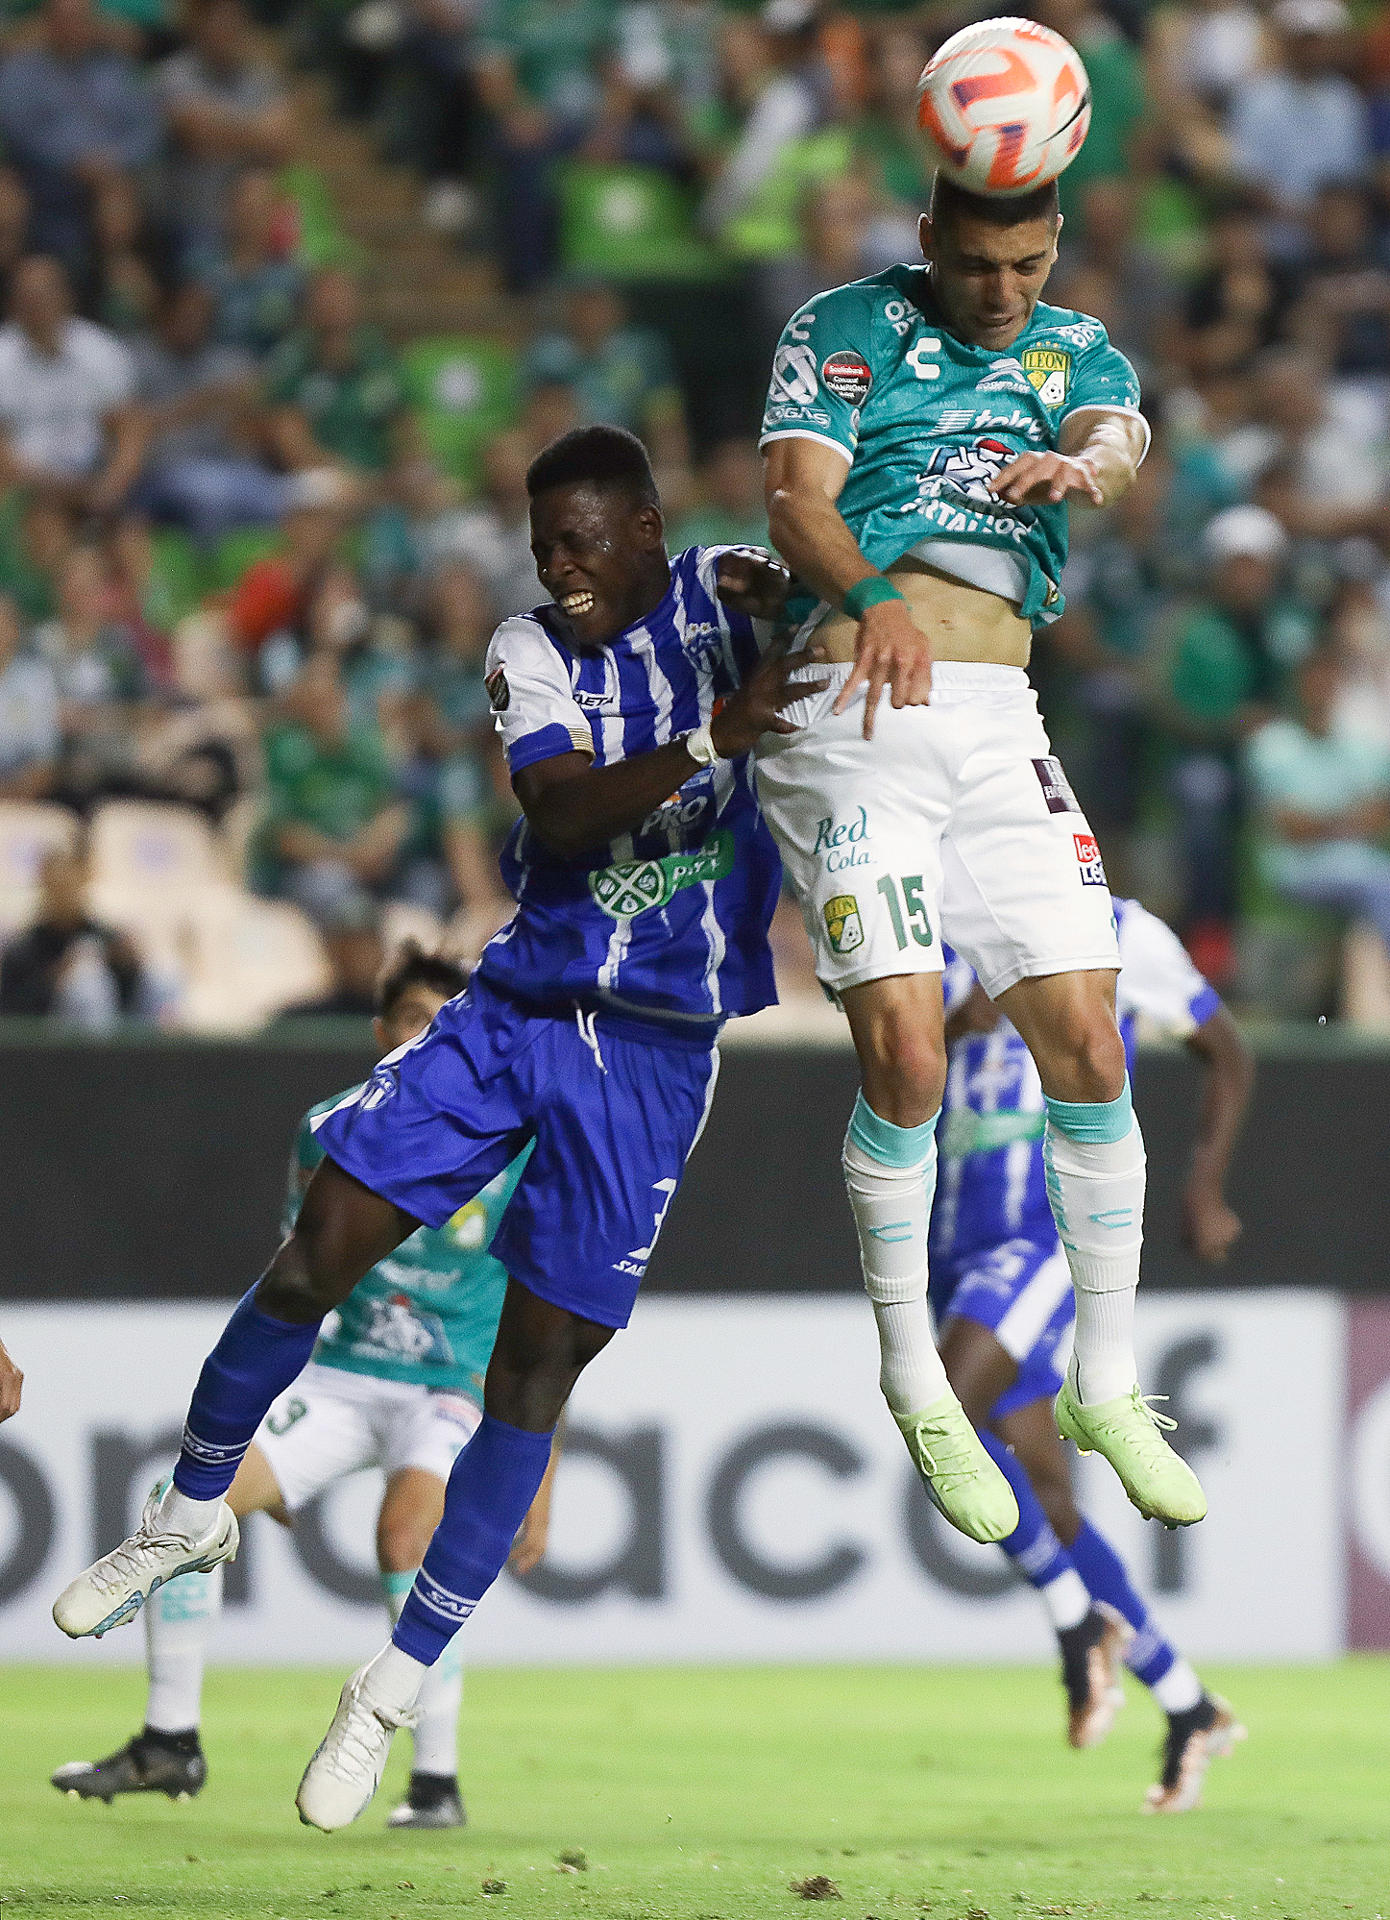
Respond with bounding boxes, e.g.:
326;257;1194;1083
1044;1115;1145;1404
1040;1566;1092;1633
157;1483;222;1540
842;1102;952;1418
1152;1658;1204;1715
360;1640;429;1716
144;1566;221;1733
386;1573;462;1777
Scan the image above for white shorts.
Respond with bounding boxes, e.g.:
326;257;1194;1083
756;660;1119;1000
253;1362;482;1512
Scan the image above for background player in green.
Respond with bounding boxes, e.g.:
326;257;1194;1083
754;172;1204;1542
51;943;548;1832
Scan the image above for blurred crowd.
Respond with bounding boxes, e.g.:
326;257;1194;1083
4;0;1390;1029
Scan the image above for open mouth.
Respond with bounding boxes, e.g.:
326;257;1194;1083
559;589;596;618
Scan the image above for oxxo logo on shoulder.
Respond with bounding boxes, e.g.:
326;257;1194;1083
813;806;871;872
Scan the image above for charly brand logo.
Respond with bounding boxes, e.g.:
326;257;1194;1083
1021;346;1071;407
589;831;734;919
822;893;864;954
813;806;872;872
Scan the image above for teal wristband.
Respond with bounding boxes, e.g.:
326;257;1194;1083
842;576;905;621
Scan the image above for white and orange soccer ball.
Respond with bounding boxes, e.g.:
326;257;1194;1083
916;17;1091;197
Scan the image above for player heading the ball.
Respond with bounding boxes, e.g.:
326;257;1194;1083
755;159;1206;1532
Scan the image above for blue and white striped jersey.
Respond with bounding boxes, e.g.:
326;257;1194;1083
476;546;781;1027
930;899;1222;1272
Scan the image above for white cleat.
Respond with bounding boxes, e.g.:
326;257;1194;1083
297;1666;418;1832
52;1491;238;1640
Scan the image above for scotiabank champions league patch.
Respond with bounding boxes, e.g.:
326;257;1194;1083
485;666;509;711
821;351;872;406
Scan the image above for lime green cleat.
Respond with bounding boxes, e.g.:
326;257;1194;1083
894;1394;1020;1544
1055;1380;1207;1528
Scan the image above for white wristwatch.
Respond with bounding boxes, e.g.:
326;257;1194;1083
680;722;724;768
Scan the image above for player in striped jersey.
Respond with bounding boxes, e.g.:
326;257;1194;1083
931;900;1253;1810
54;424;836;1832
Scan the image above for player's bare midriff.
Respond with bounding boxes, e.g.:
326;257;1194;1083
812;556;1033;670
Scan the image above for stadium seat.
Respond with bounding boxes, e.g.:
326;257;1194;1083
205;526;283;598
179;893;331;1032
89;801;223;902
401;335;520;487
555;163;722;281
444;898;515;968
0;800;81;931
278;163;363;268
381;899;445;959
148;527;207;625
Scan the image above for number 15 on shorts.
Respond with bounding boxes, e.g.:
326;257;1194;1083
877;874;933;950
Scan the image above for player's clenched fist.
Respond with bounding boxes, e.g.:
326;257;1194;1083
835;597;934;740
711;645;829;757
989;449;1105;507
0;1335;23;1422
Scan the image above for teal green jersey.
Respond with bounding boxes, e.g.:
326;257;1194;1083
286;1088;529;1402
759;265;1144;626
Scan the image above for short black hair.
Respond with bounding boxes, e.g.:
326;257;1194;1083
376;940;467;1019
929;173;1060;231
525;424;659;507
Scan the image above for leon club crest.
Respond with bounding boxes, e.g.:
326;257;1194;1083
1021;346;1071;407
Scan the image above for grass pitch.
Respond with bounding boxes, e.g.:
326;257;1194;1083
1;1661;1387;1920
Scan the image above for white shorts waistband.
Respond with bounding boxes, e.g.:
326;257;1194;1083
790;657;1031;703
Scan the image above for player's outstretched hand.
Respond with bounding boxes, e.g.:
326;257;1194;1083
710;644;829;757
714;549;791;622
0;1335;23;1422
989;450;1105;508
834;597;932;741
1181;1182;1243;1265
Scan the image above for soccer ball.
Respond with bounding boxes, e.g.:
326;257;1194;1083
916;17;1091;197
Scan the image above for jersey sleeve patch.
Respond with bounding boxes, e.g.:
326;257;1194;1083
760;287;877;457
821;349;872;406
486;616;593;773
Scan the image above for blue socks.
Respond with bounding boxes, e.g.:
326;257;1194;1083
173;1288;321;1499
393;1414;553;1667
1069;1518;1179;1688
981;1431;1071;1586
985;1431;1182;1692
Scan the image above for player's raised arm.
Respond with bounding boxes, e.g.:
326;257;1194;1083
1180;1006;1255;1265
763;435;932;740
989;408;1148;510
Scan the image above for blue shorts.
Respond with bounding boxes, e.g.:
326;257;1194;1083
315;978;721;1330
933;1236;1074;1420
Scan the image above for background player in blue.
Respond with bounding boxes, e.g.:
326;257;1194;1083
757;170;1203;1540
50;944;547;1831
53;425;825;1833
931;901;1253;1812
